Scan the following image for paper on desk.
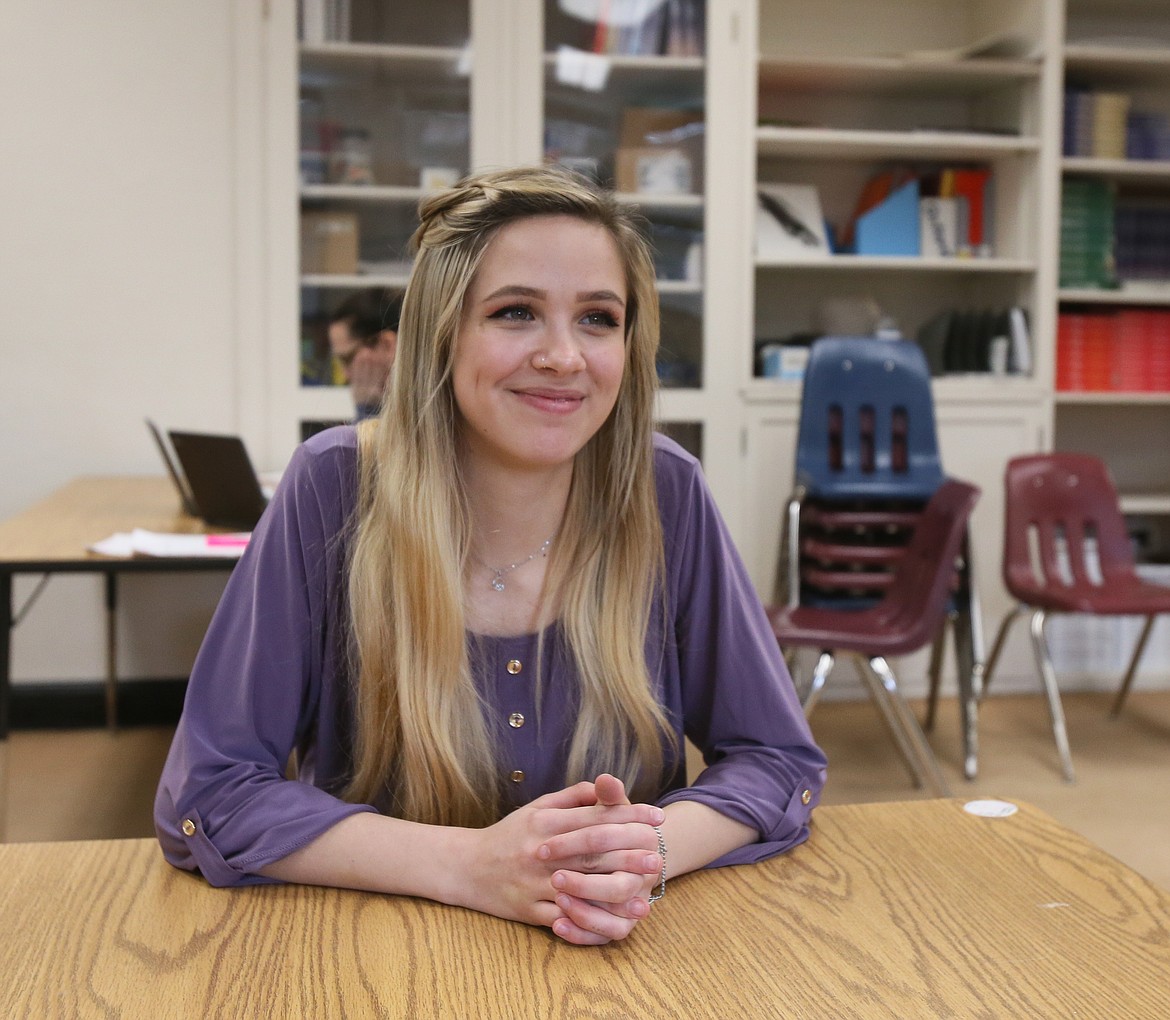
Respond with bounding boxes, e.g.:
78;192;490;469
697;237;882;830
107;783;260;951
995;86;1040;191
90;529;251;558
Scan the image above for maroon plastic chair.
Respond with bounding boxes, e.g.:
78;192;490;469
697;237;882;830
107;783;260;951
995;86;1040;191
982;453;1170;782
768;479;981;796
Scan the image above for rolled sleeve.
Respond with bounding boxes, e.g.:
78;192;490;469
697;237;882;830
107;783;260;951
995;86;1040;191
652;436;827;865
154;429;377;886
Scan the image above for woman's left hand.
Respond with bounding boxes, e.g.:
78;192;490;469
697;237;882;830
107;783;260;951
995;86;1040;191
538;774;664;945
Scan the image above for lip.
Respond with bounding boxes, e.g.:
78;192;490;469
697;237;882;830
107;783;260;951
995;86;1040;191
512;386;586;414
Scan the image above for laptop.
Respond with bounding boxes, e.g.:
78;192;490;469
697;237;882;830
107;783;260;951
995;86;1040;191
146;419;270;530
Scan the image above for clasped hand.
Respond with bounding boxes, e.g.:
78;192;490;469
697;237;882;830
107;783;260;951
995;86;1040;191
464;773;664;946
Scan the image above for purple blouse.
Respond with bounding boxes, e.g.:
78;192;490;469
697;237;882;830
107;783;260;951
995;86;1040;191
155;428;826;886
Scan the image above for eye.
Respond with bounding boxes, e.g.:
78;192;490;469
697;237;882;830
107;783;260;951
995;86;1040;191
582;310;620;329
489;304;534;322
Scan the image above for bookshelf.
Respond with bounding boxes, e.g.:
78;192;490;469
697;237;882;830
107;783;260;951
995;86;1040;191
250;0;1170;683
737;0;1058;633
1057;0;1170;560
540;0;710;460
283;1;476;439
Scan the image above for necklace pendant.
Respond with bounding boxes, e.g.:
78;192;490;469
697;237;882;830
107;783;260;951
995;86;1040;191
490;575;506;592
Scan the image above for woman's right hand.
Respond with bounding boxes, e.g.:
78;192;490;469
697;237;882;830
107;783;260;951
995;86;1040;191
459;779;663;945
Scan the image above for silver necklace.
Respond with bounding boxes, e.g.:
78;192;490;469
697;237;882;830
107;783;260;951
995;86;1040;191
483;536;553;592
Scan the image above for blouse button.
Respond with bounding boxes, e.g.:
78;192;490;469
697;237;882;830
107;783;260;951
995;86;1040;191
181;818;197;837
508;712;525;729
801;789;812;806
510;769;525;783
506;659;522;675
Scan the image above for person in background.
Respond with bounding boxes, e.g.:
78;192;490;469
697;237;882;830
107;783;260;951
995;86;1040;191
155;165;826;946
328;290;401;420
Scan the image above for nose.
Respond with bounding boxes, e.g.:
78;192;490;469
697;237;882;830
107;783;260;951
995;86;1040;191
533;320;586;373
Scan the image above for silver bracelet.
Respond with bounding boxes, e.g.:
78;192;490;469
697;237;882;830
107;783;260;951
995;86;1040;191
648;825;667;903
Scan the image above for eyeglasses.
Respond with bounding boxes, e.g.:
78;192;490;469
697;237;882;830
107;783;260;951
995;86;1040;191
335;346;360;370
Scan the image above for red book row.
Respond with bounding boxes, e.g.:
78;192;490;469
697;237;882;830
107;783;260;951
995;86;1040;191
1057;309;1170;392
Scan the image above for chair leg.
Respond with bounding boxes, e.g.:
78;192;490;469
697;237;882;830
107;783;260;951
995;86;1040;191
801;650;835;717
981;604;1026;700
959;527;987;701
1028;610;1076;783
950;603;980;782
923;616;949;732
785;497;802;609
863;655;951;797
1111;615;1155;718
847;654;927;789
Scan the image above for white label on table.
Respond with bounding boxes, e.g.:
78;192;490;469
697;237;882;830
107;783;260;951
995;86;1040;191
963;799;1019;818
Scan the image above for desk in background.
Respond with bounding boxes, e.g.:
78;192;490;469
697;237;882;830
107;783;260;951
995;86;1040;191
0;476;238;737
2;799;1167;1017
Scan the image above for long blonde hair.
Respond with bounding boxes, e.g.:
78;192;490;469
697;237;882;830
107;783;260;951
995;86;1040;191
343;165;671;825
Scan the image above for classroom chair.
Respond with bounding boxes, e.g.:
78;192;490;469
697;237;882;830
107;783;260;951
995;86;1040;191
776;335;985;779
981;452;1170;782
769;478;982;797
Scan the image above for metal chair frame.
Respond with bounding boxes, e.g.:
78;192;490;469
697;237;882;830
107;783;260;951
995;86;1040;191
776;336;985;778
770;479;982;797
982;452;1170;782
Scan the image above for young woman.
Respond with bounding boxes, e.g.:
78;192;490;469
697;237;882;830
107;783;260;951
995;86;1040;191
155;165;826;946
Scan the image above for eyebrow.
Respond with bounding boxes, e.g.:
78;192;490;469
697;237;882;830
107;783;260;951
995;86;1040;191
481;285;625;306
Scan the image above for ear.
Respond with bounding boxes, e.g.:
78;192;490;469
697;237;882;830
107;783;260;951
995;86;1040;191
378;329;398;362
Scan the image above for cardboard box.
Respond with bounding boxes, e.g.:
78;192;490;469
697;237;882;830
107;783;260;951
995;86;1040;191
617;107;704;193
300;211;358;274
615;146;693;195
620;106;701;147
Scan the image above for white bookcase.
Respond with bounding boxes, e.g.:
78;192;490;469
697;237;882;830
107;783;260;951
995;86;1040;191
1056;0;1170;561
247;0;1170;688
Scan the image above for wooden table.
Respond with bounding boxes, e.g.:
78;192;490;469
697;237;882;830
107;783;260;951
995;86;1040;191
2;799;1167;1018
0;477;238;737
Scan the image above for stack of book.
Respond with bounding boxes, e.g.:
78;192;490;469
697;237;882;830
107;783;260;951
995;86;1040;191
1057;308;1170;392
1064;89;1131;159
1060;178;1115;288
1127;112;1170;160
1115;200;1170;282
1056;310;1112;391
587;0;704;57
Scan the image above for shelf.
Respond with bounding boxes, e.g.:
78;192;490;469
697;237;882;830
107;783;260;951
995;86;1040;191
755;255;1036;272
614;192;703;213
300;41;468;69
758;55;1041;95
1064;43;1170;79
301;184;428;203
1055;391;1170;404
1060;285;1170;306
301;273;412;289
756;126;1039;161
655;279;702;296
1120;493;1170;515
542;51;704;76
741;374;1043;406
1062;156;1170;181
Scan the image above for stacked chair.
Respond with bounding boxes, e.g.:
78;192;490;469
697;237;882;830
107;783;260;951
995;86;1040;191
768;336;985;787
982;453;1170;782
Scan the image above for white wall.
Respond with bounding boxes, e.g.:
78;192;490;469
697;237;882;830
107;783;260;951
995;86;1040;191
0;1;247;682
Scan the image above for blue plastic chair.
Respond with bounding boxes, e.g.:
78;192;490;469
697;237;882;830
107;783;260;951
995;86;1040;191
793;335;944;501
775;335;985;779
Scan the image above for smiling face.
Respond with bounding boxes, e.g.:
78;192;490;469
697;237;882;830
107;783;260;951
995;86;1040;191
452;214;628;477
